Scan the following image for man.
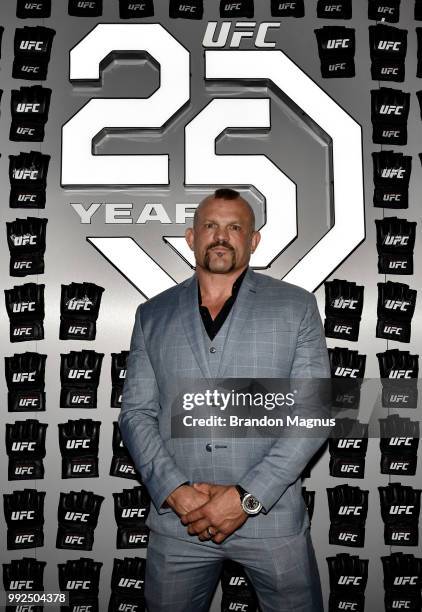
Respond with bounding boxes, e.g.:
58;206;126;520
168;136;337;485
119;188;331;612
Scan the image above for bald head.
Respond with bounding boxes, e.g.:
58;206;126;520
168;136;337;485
193;188;255;232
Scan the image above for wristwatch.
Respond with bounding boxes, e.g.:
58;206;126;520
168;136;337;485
235;484;262;515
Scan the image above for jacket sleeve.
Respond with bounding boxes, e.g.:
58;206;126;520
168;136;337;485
237;293;331;513
118;304;189;513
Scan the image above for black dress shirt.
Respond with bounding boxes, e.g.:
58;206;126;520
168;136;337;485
198;267;248;340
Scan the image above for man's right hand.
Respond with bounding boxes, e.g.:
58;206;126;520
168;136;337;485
165;484;210;517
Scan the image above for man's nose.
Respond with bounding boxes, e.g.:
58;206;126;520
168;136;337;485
214;226;230;241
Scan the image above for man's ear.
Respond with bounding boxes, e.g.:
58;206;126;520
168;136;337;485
185;227;194;250
251;230;261;253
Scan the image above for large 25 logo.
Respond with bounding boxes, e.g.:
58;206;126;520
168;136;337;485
61;24;364;296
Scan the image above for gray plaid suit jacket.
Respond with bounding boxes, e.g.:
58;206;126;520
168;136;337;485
119;268;331;540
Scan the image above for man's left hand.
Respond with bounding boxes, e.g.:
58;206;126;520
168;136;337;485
181;484;248;543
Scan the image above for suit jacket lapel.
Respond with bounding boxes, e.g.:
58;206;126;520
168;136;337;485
216;268;258;378
178;274;213;379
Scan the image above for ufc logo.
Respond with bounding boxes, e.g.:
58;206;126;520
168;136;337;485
21;66;39;75
394;576;417;586
381;67;399;75
11;510;34;520
338;439;362;449
71;395;91;404
325;5;342;11
389;437;412;446
334;367;359;378
16;103;41;113
389;394;408;402
73;464;92;472
14;328;32;337
228;604;248;611
333;325;352;334
24;3;43;8
338;576;362;586
381;168;405;179
11;441;36;451
9;580;33;589
16;127;35;135
179;4;196;11
122;508;146;518
118;605;138;612
68;369;93;379
278;2;296;7
377;41;401;52
128;534;148;543
119;370;127;379
15;466;34;474
384;234;409;246
379;105;404;115
128;3;146;8
224;3;242;10
68;300;91;310
378;6;394;14
73;607;93;612
391;532;410;541
384;326;401;335
382;130;400;138
12;372;36;382
229;576;247;586
385;300;410;311
338;506;362;516
66;439;90;449
389;261;406;269
19;40;44;51
329;63;346;71
64;511;90;521
77;1;96;7
389;370;412;379
66;580;91;589
333;298;358;310
64;535;85;544
13;169;39;180
326;39;350;49
389;505;414;515
392;603;410;609
383;193;401;201
15;534;34;543
118;578;144;589
338;532;357;542
13;235;37;246
340;464;359;473
12;302;35;312
18;195;37;202
14;262;32;270
19;398;38;407
338;604;357;611
119;464;135;473
390;462;410;470
68;326;88;334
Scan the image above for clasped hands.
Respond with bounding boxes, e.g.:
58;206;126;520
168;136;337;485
165;483;248;543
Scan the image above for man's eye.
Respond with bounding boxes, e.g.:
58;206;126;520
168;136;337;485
205;223;215;229
230;225;241;231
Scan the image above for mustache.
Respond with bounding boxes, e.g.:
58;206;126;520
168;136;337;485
206;241;234;253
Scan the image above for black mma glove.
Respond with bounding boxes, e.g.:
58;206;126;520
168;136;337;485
6;419;47;480
4;283;45;343
5;351;47;412
6;217;48;277
58;419;101;478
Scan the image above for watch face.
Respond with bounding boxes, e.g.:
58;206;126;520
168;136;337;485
243;494;261;514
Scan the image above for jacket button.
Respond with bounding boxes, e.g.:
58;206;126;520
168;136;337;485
209;347;216;353
205;443;212;452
